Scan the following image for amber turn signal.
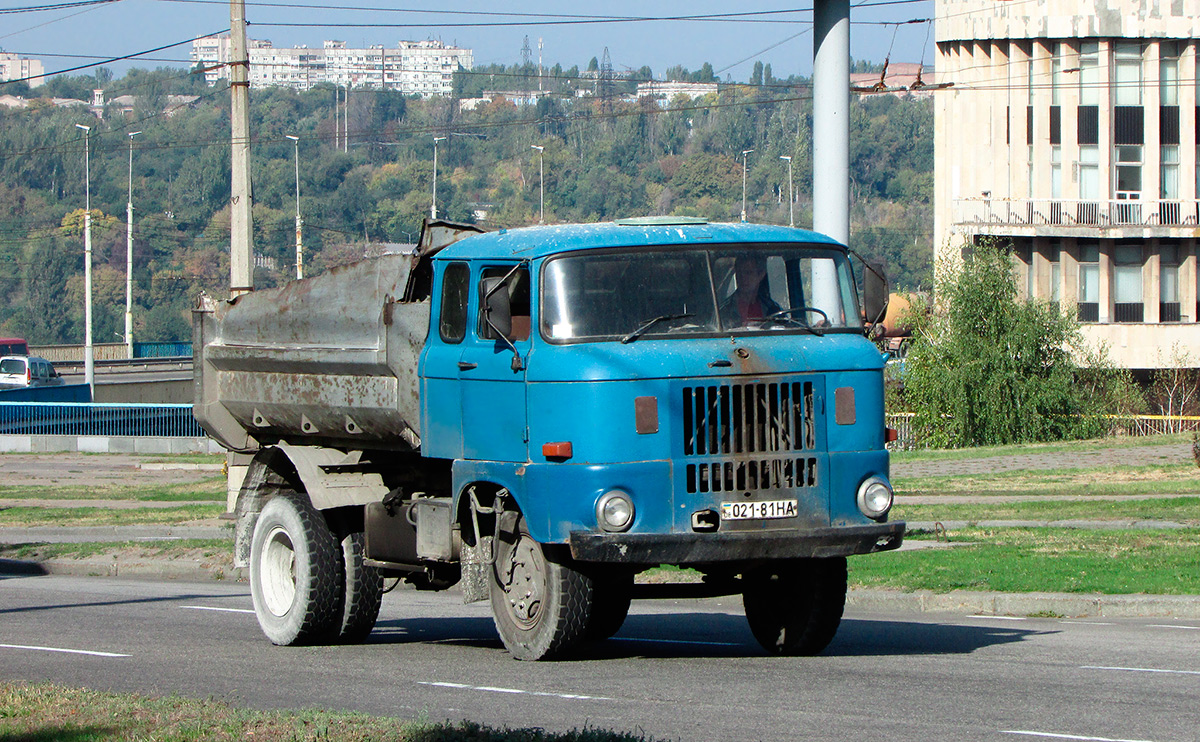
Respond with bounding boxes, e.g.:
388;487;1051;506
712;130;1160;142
542;441;573;459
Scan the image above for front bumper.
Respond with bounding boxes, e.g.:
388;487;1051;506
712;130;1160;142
569;521;905;564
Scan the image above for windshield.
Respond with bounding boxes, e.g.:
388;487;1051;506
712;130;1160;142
540;244;862;343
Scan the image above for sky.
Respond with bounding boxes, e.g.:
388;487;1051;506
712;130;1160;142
0;0;937;84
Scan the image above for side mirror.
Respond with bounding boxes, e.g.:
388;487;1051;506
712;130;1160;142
862;262;888;329
481;277;513;341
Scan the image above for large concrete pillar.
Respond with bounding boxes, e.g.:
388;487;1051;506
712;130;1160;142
813;0;850;246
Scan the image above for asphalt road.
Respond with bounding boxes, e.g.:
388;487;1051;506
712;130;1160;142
3;575;1197;741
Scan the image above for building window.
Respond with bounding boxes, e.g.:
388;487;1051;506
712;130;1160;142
1113;244;1144;322
1051;43;1063;106
1077;145;1100;224
1078;241;1100;322
1160;244;1181;322
1160;43;1180;106
1160;145;1180;224
1115;145;1143;223
1114;42;1143;106
1050;240;1062;306
1080;41;1100;106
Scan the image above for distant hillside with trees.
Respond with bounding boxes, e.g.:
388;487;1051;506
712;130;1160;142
0;62;932;345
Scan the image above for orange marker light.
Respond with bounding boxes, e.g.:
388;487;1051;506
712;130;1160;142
542;441;573;460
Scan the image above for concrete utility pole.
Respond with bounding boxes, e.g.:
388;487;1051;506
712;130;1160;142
286;135;302;279
229;0;254;297
75;123;94;394
740;149;754;222
125;131;141;358
780;155;794;227
431;135;446;219
813;0;850;245
531;145;544;224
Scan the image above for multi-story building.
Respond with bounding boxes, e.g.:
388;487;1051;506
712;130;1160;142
0;52;44;87
934;0;1200;369
191;36;472;97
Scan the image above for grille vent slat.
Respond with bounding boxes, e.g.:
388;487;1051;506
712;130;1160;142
682;381;818;495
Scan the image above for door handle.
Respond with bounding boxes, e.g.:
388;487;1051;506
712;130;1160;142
457;361;478;371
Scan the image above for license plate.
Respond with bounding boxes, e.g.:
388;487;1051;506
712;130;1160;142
720;499;798;520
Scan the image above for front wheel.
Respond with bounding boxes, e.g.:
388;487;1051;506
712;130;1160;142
338;531;382;643
490;515;593;660
249;494;344;646
742;557;847;656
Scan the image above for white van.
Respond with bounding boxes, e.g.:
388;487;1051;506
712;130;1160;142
0;355;64;390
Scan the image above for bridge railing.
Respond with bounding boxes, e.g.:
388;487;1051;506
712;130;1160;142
0;402;204;437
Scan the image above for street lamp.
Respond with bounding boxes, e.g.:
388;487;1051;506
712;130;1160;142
285;135;302;279
740;149;754;222
75;123;94;393
125;131;141;358
531;145;545;224
780;155;794;227
431;136;447;219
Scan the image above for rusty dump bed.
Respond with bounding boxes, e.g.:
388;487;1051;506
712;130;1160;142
194;221;484;453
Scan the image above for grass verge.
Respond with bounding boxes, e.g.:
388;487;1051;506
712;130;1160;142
0;538;231;562
850;527;1200;594
893;496;1200;525
890;432;1191;464
0;681;658;742
0;504;226;527
894;463;1200;498
0;478;225;502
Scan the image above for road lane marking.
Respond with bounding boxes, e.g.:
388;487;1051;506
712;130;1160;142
610;637;742;647
1082;665;1200;676
0;643;129;658
1060;621;1114;626
1001;732;1154;742
419;681;613;701
1146;624;1200;630
180;605;256;615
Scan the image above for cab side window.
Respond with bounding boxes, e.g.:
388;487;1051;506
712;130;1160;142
479;266;531;342
439;262;470;343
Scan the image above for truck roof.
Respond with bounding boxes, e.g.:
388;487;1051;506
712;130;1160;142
434;219;844;261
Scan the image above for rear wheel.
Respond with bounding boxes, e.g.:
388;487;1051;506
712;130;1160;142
337;531;382;642
587;571;633;641
742;557;847;656
249;494;343;646
490;515;593;660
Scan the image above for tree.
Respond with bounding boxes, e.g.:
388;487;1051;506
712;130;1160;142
903;239;1133;448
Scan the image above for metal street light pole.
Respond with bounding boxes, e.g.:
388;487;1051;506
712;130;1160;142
75;123;94;393
741;149;754;222
780;155;794;227
531;145;544;224
286;135;302;279
125;131;141;359
431;136;446;219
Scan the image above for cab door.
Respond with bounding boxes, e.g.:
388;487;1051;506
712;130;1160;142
458;264;531;462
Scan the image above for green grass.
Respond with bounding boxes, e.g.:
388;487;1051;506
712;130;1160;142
895;463;1200;498
890;432;1191;464
0;539;232;561
0;681;659;742
851;527;1200;594
893;496;1200;525
0;478;225;502
0;504;226;527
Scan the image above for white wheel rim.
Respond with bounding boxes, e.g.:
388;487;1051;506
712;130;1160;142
260;525;297;617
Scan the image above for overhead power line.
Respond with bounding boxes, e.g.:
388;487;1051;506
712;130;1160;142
0;0;119;14
0;29;230;85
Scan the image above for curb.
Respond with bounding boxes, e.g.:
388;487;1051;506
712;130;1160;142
3;556;1199;619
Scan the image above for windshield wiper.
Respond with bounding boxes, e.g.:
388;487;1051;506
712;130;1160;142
620;313;695;344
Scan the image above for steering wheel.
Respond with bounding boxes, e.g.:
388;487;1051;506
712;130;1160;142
763;306;829;327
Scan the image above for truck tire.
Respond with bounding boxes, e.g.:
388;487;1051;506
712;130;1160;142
490;515;593;660
249;494;344;646
742;557;847;656
587;571;633;641
338;531;382;643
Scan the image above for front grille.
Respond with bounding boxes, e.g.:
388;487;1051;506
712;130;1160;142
682;381;815;456
682;381;818;494
686;457;817;494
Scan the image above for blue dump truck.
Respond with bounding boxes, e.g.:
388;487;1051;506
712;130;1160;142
194;217;904;660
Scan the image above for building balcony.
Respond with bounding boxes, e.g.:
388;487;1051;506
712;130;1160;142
952;198;1200;238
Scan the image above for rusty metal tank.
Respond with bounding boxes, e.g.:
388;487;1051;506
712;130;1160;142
193;221;481;453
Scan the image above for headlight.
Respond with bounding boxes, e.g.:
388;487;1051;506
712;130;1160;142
856;476;893;520
596;490;634;532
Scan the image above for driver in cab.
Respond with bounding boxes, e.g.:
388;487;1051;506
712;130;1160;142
720;254;781;328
